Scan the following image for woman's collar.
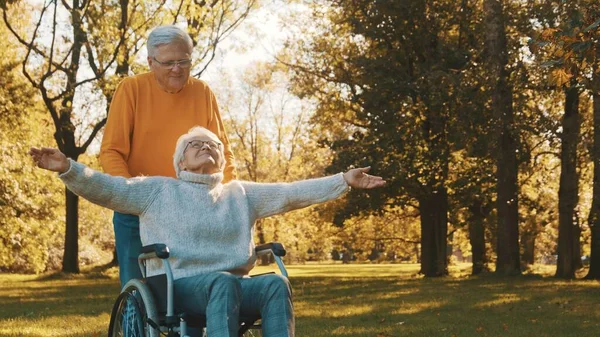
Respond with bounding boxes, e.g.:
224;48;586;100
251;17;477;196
179;170;223;187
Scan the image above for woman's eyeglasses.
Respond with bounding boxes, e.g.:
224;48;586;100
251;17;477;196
184;140;222;153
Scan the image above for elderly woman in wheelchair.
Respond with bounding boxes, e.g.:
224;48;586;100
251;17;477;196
29;126;386;337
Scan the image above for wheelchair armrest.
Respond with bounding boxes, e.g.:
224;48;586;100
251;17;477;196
138;243;175;319
139;244;170;260
256;242;286;257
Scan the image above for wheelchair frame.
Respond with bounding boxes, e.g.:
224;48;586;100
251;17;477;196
108;242;288;337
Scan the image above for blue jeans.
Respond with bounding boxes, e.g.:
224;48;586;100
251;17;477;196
174;272;294;337
113;212;143;288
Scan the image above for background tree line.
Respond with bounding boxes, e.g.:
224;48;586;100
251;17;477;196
1;0;599;280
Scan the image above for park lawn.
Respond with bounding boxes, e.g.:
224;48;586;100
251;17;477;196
0;263;598;337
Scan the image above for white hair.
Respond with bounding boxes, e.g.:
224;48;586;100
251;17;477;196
147;25;193;57
173;126;224;177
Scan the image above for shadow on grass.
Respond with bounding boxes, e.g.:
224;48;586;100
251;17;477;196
1;265;599;337
32;262;119;282
0;273;120;321
291;273;600;337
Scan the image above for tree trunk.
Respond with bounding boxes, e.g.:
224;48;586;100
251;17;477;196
255;219;270;265
116;0;130;76
587;74;600;280
556;84;580;279
468;199;489;275
57;1;85;273
110;248;119;267
521;222;536;266
573;214;582;270
484;0;521;275
419;188;449;277
62;188;79;273
413;2;450;278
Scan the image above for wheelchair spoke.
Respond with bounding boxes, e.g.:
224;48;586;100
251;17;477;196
109;288;148;337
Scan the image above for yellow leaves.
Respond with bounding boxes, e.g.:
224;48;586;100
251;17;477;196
559;35;579;44
540;28;559;40
550;68;572;87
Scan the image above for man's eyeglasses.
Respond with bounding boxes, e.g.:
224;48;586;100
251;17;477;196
184;140;222;153
153;57;192;69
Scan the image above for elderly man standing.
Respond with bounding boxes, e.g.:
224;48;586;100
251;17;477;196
100;25;237;288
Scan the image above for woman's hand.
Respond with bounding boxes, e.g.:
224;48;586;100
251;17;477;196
343;167;386;189
29;147;70;173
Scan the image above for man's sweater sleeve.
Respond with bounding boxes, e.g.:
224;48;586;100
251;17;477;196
241;173;350;219
59;159;160;215
99;79;134;178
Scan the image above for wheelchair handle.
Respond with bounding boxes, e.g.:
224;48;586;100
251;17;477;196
256;242;286;257
255;242;288;278
139;244;170;259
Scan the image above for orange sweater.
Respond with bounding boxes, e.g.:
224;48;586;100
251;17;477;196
100;72;237;181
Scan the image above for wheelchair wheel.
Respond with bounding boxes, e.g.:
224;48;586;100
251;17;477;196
108;279;160;337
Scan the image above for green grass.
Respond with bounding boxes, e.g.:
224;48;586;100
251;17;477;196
1;264;599;337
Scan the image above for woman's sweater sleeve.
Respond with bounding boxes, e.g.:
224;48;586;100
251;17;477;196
59;159;160;215
241;173;350;219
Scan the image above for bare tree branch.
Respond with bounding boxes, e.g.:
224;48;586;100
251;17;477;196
193;0;255;77
80;118;107;152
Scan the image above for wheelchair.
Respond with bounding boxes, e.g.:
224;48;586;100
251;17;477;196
107;242;288;337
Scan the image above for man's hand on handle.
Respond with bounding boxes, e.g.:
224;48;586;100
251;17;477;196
343;167;386;189
29;147;70;174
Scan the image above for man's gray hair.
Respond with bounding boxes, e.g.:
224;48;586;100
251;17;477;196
173;126;224;177
147;25;193;57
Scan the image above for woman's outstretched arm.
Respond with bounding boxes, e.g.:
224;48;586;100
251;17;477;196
343;167;386;189
242;167;386;219
29;147;161;215
29;147;70;173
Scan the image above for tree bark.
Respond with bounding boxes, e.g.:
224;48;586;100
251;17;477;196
555;84;580;279
62;188;79;273
116;0;130;76
419;188;449;277
255;219;270;265
521;221;536;266
468;199;489;275
484;0;521;275
59;1;85;273
586;72;600;280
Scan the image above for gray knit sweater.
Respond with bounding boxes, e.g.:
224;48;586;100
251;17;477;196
59;160;349;279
